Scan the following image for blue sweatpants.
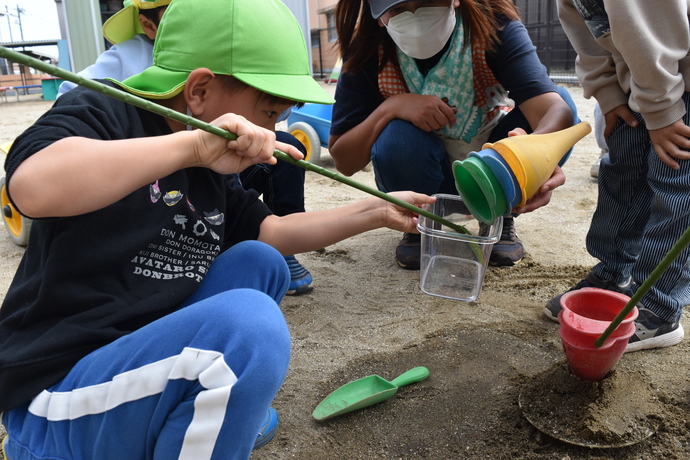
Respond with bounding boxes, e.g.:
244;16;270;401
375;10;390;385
2;241;291;460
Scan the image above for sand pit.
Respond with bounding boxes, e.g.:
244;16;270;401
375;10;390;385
1;85;689;459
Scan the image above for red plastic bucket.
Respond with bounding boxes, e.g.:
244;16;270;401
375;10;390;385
558;288;638;381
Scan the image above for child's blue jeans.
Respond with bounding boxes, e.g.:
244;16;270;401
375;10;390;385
2;240;291;460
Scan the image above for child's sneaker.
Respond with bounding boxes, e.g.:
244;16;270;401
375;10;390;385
285;255;313;295
589;148;608;178
544;271;632;321
626;306;685;352
253;407;279;450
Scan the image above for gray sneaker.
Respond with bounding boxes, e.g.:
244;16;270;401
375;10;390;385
544;271;633;322
489;216;523;267
626;306;685;352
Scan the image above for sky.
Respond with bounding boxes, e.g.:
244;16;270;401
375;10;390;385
0;0;61;57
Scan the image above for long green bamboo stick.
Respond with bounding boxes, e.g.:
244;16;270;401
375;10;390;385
595;224;690;347
0;45;474;237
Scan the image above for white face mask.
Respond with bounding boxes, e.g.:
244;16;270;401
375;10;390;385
384;6;456;59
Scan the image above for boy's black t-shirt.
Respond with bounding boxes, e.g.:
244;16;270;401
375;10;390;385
0;82;272;413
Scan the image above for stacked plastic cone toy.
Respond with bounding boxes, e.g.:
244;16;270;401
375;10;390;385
452;122;592;225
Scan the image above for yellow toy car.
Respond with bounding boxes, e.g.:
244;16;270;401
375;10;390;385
286;103;332;163
1;141;32;246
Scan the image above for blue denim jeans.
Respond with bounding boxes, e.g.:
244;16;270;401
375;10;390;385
3;241;291;460
371;86;580;195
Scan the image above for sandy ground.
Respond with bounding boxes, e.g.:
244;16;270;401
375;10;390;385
1;84;689;459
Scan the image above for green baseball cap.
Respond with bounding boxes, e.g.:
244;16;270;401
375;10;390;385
108;0;334;105
102;0;172;45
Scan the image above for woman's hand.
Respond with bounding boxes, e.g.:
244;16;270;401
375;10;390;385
386;93;457;132
506;127;528;137
502;128;566;213
513;165;565;214
328;93;456;176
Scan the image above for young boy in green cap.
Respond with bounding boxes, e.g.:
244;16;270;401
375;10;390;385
0;0;434;458
59;0;317;296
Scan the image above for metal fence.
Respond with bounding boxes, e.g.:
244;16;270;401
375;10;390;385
515;0;578;84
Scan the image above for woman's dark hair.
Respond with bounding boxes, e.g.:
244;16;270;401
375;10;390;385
335;0;520;74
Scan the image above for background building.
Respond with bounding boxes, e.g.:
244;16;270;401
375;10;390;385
54;0;120;74
309;0;339;80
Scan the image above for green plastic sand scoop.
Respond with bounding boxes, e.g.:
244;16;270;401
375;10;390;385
312;366;429;421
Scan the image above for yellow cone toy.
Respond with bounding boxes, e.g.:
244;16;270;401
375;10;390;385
486;122;592;207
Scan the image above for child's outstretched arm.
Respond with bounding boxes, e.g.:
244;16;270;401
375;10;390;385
257;192;436;256
8;113;290;218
